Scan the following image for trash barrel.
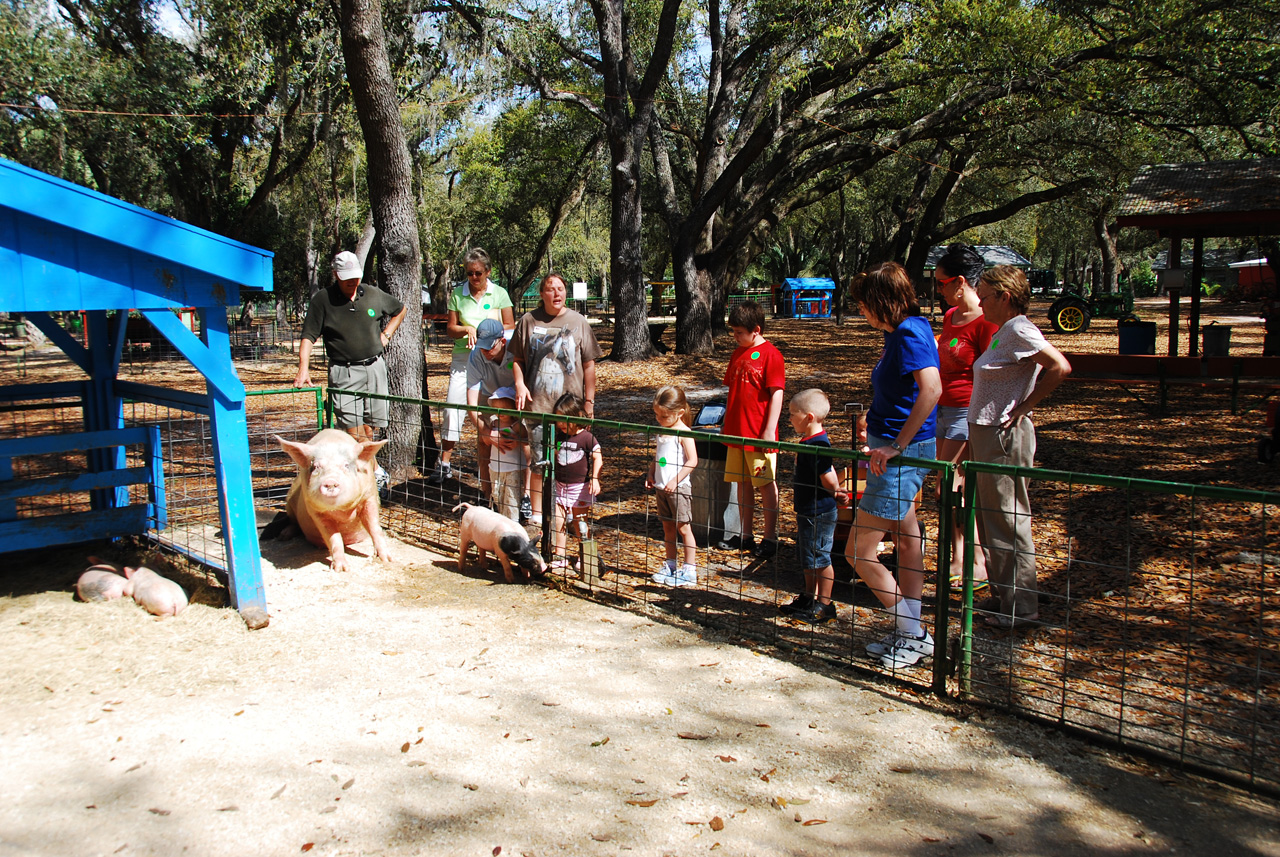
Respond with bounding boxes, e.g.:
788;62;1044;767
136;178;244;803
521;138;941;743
689;400;730;546
1117;315;1157;355
689;439;730;546
1203;322;1232;357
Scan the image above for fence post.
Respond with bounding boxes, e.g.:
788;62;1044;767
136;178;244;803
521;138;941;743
932;461;954;696
959;472;979;697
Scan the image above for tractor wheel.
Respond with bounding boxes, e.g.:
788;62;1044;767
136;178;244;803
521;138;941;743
1050;300;1091;334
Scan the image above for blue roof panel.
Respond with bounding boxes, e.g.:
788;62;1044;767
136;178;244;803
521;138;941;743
0;157;272;312
782;277;835;291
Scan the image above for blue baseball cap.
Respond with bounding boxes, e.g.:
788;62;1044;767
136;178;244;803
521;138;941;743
475;317;506;350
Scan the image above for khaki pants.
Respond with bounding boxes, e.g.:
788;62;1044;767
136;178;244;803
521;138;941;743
968;418;1039;617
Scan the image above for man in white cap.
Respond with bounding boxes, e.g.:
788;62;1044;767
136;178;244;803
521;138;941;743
295;251;407;490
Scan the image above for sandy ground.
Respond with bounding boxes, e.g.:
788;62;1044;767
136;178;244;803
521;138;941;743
2;533;1279;857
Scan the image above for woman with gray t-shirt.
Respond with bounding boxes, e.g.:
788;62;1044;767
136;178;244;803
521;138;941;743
968;266;1071;629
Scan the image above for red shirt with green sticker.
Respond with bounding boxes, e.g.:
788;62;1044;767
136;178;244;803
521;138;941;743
722;339;785;447
938;306;998;408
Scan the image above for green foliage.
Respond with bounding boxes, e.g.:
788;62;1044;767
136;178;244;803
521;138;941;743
1129;260;1159;297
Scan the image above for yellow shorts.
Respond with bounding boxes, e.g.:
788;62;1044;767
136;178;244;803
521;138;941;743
724;446;777;487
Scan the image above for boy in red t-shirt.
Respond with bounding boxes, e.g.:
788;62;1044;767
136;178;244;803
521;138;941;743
718;301;786;559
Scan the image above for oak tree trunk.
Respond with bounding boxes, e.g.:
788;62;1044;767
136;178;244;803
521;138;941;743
338;0;425;480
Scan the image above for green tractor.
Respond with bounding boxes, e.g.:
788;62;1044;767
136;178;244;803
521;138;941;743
1047;286;1134;334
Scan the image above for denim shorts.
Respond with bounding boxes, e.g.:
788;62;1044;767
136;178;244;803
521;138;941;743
858;435;935;522
796;506;837;570
936;406;969;441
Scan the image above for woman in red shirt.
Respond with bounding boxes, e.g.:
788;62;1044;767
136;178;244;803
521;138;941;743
935;245;998;590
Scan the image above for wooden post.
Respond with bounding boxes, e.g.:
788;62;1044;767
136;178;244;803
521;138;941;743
1168;236;1182;356
580;537;601;584
1190;237;1204;357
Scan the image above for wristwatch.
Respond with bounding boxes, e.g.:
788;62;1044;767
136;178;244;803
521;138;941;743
889;440;902;451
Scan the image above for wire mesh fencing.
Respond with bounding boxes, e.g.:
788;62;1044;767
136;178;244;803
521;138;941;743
956;466;1280;794
335;389;959;693
113;387;323;571
7;379;1277;795
299;388;1280;794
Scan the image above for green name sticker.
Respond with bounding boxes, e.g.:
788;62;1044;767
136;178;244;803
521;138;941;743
484;303;490;310
506;360;513;370
367;308;375;317
659;457;668;467
949;337;959;348
991;337;999;349
751;351;760;360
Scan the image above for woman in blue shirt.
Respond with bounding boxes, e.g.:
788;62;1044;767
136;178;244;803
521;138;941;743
846;262;941;670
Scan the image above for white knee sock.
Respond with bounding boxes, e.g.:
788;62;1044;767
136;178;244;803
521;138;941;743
891;598;922;638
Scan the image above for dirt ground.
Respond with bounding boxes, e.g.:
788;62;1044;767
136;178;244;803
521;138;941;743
2;533;1279;857
2;297;1279;855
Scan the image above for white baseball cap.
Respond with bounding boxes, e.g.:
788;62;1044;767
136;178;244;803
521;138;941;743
332;251;363;281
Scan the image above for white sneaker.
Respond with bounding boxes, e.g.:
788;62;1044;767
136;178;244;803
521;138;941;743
671;564;697;588
864;630;902;657
426;461;451;485
880;631;935;669
651;561;677;585
375;466;389;499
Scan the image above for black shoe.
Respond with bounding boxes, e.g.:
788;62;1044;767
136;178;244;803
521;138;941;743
753;539;778;560
519;495;533;522
797;601;837;625
717;535;756;552
780;593;814;616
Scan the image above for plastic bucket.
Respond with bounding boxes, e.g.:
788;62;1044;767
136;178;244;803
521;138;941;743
1117;316;1157;355
1203;323;1232;357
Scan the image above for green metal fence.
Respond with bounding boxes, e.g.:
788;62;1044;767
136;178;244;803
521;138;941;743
956;462;1279;794
246;387;1279;795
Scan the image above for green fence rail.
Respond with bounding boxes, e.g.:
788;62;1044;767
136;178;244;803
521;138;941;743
252;386;1279;795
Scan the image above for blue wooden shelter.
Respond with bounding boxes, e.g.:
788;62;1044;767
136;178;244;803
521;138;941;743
0;157;272;628
780;277;835;318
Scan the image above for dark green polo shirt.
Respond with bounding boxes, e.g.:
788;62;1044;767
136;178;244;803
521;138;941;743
301;283;404;364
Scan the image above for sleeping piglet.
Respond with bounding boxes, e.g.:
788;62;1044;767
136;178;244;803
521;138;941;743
277;429;391;572
125;566;188;617
76;558;133;603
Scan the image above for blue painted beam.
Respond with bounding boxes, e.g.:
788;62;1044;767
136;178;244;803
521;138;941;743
115;381;211;416
24;312;90;374
0;380;86;403
0;466;152;502
84;311;125;510
0;156;273;293
0;426;156;456
146;423;167;531
0;455;12;523
139;309;245;403
0;505;151;552
5;211;261;311
200;308;267;622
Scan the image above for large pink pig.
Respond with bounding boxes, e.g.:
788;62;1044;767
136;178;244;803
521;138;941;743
277;430;392;572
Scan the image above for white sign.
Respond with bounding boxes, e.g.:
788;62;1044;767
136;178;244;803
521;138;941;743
572;281;588;301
